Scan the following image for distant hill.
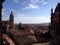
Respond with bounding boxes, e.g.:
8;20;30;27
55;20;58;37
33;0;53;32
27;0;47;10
23;23;49;27
39;23;49;26
15;23;49;26
14;23;49;30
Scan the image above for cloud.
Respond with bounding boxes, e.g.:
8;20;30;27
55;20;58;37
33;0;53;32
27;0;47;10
13;0;40;9
13;0;19;3
43;1;48;5
2;9;9;20
31;0;40;3
14;13;50;24
40;0;49;5
2;9;6;15
25;4;39;9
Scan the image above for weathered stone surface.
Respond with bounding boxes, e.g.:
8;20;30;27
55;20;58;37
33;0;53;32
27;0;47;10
51;3;60;36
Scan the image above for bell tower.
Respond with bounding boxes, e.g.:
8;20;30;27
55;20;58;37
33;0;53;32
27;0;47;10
9;11;14;29
0;0;5;44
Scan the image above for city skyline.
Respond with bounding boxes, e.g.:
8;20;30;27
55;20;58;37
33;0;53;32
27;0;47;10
2;0;60;24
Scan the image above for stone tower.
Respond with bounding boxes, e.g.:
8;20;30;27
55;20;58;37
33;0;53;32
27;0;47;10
0;0;5;44
9;11;14;29
51;3;60;36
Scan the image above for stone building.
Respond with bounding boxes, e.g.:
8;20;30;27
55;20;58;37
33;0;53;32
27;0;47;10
0;0;14;35
50;3;60;36
9;12;14;29
2;11;14;30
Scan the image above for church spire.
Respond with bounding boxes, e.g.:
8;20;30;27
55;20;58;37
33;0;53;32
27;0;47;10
9;11;14;29
10;11;14;17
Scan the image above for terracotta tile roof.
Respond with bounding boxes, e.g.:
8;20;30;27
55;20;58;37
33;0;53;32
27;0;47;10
7;29;37;43
8;29;35;36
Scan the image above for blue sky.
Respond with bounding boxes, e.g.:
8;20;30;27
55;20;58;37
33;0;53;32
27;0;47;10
2;0;60;24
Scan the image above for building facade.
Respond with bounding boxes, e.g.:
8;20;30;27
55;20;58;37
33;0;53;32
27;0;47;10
51;3;60;36
2;11;14;30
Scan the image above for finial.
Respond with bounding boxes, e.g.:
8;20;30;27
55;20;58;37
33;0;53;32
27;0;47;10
10;11;13;15
51;7;53;13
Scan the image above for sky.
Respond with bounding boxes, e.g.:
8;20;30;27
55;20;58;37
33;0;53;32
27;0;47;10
2;0;60;24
